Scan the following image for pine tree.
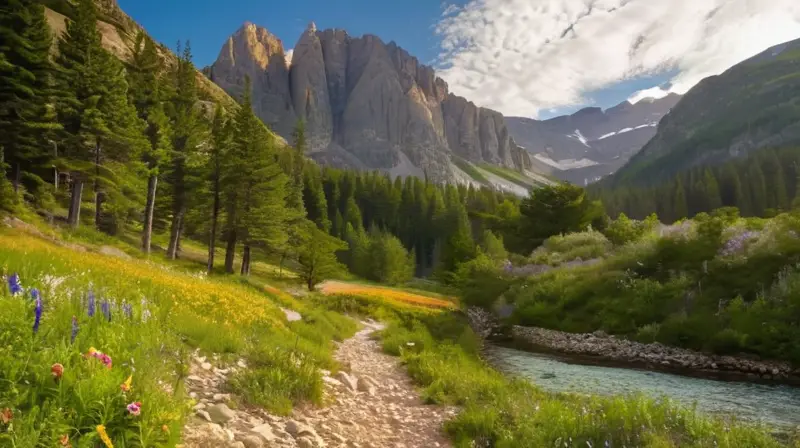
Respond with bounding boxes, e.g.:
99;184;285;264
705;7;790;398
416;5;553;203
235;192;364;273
672;179;688;221
206;104;230;273
166;41;204;258
302;168;331;231
0;0;58;193
224;76;290;275
297;225;347;290
703;169;722;212
56;0;145;229
128;32;171;253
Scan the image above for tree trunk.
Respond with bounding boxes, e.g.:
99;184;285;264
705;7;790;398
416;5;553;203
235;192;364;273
67;180;83;228
12;162;21;194
94;141;102;229
224;230;237;274
240;244;251;276
207;184;220;275
166;208;184;260
142;174;158;254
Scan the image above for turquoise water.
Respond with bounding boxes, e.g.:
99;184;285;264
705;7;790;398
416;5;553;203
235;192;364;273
487;345;800;428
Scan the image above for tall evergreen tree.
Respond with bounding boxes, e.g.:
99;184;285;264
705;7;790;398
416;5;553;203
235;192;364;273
165;41;204;258
56;0;144;228
128;32;170;253
206;104;230;273
0;0;58;192
223;76;290;275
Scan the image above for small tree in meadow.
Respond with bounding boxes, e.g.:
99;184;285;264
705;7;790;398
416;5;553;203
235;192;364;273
297;225;347;291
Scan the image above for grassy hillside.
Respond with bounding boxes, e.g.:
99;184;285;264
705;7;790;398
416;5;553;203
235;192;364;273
613;38;800;186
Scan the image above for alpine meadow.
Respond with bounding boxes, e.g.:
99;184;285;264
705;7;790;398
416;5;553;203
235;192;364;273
3;0;800;447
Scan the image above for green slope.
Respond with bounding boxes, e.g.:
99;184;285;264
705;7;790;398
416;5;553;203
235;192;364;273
612;38;800;187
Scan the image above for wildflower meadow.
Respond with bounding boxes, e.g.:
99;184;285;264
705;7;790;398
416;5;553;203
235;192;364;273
0;230;356;446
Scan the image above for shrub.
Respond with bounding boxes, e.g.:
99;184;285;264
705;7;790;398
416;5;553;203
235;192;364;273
530;229;611;266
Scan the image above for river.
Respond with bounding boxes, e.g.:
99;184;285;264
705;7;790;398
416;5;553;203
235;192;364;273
486;345;800;429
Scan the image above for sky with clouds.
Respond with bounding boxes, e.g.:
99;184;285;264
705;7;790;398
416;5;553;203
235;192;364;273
436;0;800;118
120;0;800;120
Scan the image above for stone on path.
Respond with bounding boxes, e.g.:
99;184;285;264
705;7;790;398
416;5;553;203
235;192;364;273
249;423;277;443
334;371;358;391
207;403;236;424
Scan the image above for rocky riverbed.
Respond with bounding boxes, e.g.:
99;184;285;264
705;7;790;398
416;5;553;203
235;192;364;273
466;307;800;384
181;320;455;448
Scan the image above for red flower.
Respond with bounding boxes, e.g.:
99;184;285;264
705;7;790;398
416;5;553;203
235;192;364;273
51;363;64;380
59;434;71;447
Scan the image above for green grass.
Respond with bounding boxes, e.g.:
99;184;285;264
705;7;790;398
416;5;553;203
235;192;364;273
377;313;789;447
451;157;490;184
0;228;357;446
478;163;538;189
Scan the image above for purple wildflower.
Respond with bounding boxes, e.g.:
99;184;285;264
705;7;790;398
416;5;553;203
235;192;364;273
87;289;96;317
32;290;42;334
7;273;22;295
122;302;133;319
71;316;79;343
30;288;40;302
101;300;111;322
720;230;761;256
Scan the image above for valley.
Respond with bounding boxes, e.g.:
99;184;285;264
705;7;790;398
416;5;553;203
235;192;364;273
3;0;800;446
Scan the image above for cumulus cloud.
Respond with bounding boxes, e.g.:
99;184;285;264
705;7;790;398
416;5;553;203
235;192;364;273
435;0;800;118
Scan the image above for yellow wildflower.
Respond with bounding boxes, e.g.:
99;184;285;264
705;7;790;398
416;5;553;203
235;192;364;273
121;375;132;392
96;425;113;448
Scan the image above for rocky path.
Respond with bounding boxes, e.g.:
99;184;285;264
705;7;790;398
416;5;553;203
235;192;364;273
181;320;455;448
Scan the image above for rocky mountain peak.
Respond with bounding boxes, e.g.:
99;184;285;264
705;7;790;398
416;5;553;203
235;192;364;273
208;23;535;183
209;22;295;136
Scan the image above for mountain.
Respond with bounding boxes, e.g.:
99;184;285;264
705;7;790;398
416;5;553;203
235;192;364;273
506;94;681;185
611;37;800;186
206;23;546;189
39;0;244;115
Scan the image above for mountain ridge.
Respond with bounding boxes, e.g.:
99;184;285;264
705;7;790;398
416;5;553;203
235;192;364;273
207;22;539;185
611;37;800;186
506;93;681;185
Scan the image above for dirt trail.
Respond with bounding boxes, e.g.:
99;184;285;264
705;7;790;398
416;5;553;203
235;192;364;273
181;320;455;448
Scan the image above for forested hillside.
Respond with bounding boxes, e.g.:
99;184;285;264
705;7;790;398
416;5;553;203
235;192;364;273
610;37;800;187
1;0;576;290
594;146;800;222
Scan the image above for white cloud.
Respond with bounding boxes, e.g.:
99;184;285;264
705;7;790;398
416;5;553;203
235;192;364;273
435;0;800;118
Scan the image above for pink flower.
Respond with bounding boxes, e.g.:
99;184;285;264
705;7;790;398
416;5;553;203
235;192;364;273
99;353;112;369
127;401;142;416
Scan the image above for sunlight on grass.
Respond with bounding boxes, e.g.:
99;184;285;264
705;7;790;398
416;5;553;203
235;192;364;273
318;281;457;310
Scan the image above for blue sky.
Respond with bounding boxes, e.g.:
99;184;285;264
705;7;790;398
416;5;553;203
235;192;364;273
117;0;457;71
117;0;800;120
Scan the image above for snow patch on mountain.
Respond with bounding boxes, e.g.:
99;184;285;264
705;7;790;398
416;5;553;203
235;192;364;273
534;154;599;170
569;129;590;147
598;131;617;140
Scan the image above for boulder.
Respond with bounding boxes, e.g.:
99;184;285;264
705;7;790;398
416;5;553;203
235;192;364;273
357;377;377;396
249;423;277;443
240;435;264;448
334;371;358;391
207;403;236;424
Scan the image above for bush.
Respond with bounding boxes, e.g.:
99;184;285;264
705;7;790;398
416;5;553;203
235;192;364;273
530;229;611;266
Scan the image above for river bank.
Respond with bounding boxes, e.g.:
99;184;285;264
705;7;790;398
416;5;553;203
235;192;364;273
466;308;800;385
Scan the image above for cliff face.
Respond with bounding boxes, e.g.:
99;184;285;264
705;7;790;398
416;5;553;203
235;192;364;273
208;23;533;182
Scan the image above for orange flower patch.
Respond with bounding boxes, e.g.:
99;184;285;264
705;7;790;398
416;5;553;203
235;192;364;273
318;281;456;310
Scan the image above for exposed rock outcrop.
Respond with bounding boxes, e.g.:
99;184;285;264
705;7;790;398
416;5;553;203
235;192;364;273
208;22;534;183
208;23;296;137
